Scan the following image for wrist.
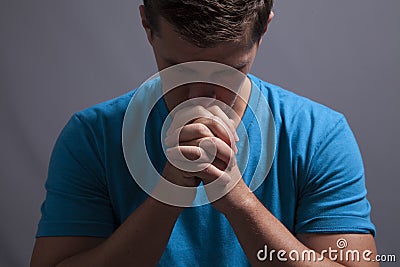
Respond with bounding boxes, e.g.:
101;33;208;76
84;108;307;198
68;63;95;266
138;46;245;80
213;179;258;216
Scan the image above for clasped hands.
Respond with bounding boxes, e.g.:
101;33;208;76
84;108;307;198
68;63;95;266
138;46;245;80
162;104;245;208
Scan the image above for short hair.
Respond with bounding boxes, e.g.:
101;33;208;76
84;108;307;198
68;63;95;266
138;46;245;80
143;0;274;48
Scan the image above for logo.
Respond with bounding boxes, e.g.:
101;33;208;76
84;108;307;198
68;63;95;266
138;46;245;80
122;61;276;207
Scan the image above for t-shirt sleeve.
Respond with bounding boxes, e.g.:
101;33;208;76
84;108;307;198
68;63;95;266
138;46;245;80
36;113;116;237
295;116;376;236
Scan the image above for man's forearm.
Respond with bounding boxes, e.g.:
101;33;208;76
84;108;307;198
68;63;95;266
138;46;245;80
220;180;342;267
56;196;183;267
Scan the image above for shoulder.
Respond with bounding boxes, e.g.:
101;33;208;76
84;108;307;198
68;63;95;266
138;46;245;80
249;74;344;123
249;74;346;142
54;89;137;166
73;90;136;127
248;74;355;182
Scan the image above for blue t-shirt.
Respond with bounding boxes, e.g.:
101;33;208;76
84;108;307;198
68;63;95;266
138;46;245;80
37;74;375;266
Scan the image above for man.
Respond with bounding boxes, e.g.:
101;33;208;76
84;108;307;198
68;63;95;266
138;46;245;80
31;1;377;266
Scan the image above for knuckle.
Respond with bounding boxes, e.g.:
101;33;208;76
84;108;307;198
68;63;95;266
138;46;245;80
196;123;212;137
200;137;217;152
193;148;202;159
208;105;221;113
203;165;213;175
193;105;206;115
214;116;226;128
210;115;220;128
173;108;185;120
207;136;218;145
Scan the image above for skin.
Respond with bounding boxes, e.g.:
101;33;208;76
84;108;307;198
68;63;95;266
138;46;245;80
30;4;378;267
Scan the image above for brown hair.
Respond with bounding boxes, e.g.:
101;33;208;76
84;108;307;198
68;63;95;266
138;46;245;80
143;0;273;48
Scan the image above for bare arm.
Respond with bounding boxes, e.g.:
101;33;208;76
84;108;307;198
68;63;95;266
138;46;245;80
165;104;378;266
215;178;378;266
31;105;222;267
31;194;183;267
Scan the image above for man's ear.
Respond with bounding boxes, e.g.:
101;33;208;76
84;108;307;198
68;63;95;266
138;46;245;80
139;5;154;45
258;11;274;46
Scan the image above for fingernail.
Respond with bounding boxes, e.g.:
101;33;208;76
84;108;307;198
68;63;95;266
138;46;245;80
230;157;236;169
228;155;233;168
234;132;239;142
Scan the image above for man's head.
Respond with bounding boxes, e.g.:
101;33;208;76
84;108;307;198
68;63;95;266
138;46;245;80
139;0;274;110
142;0;273;48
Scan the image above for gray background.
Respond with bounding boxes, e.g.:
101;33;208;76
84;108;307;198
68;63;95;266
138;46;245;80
1;0;399;266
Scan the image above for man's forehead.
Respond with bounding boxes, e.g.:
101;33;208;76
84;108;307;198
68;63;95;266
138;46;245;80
155;16;254;54
163;57;251;71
